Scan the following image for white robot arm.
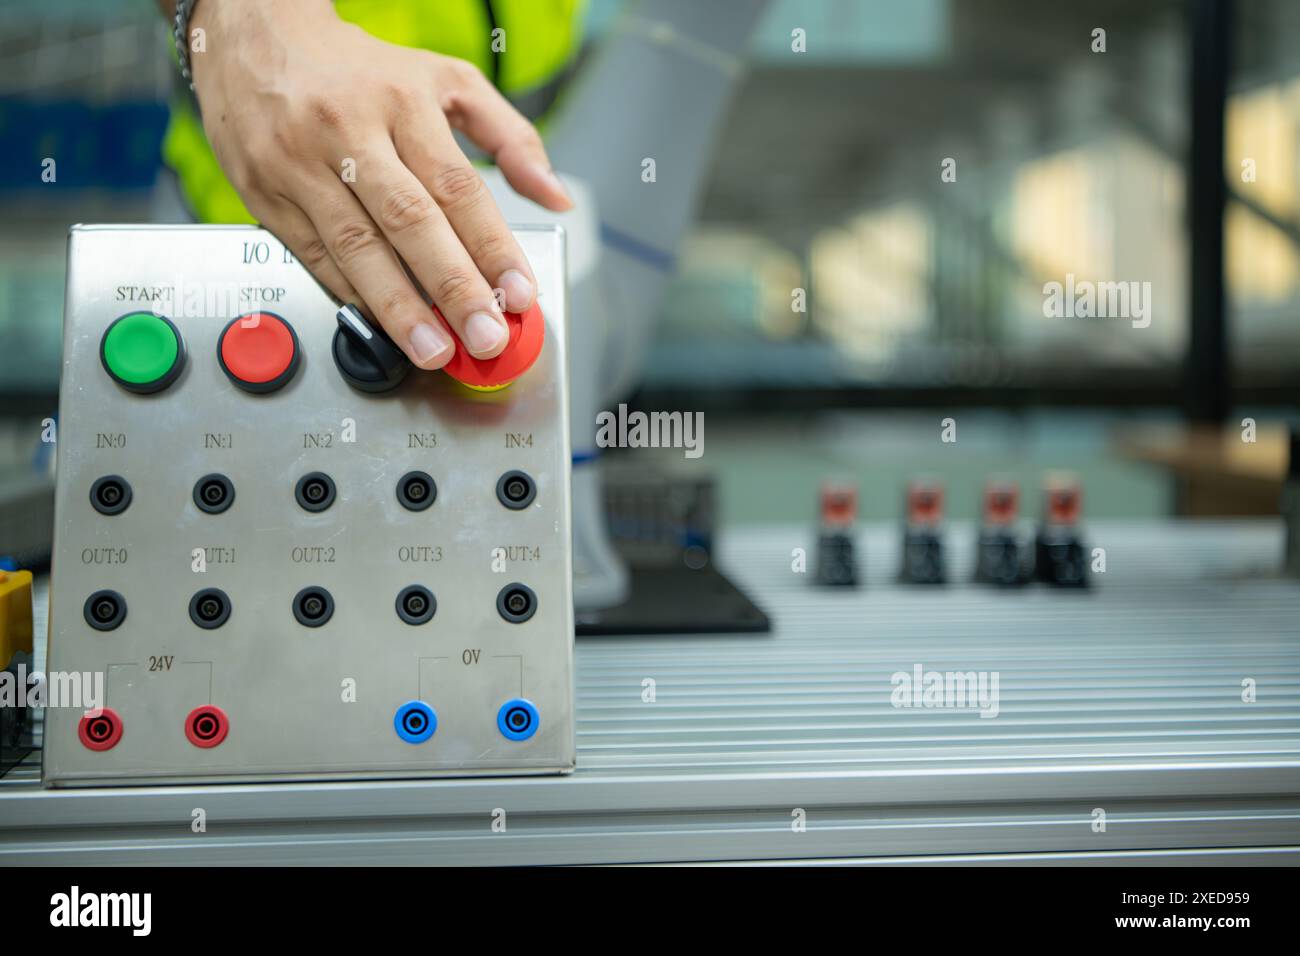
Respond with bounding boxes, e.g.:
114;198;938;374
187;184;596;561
485;0;771;610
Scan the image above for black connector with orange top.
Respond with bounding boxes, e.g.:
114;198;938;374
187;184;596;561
975;478;1029;587
1035;473;1089;588
900;478;946;585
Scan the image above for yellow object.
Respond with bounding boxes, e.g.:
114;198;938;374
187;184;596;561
163;0;586;224
0;570;34;667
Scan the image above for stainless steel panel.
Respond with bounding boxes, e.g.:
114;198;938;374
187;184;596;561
42;225;574;786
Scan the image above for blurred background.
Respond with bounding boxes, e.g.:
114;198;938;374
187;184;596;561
1;0;1298;532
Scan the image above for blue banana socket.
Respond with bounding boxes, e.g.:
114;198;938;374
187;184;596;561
394;700;437;744
497;698;539;741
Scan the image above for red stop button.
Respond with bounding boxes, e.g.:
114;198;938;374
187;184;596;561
218;312;301;393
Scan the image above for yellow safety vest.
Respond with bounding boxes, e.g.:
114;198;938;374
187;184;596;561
163;0;584;224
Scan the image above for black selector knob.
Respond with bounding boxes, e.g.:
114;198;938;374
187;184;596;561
332;304;410;393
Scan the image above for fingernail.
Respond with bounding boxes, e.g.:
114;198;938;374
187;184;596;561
539;165;572;206
409;322;453;366
465;311;508;355
497;270;534;312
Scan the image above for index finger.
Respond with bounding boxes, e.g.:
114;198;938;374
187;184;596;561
435;66;572;213
393;117;538;313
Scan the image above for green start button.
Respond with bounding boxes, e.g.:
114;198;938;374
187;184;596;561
100;312;186;394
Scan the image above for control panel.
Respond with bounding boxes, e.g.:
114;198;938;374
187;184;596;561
43;224;574;786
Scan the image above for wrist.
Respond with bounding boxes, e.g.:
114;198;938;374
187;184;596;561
188;0;338;91
192;0;336;33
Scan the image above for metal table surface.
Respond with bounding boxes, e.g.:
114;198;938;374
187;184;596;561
3;520;1300;865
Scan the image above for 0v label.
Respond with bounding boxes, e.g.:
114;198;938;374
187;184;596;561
462;649;481;665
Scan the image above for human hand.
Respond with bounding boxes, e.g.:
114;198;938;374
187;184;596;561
189;0;572;368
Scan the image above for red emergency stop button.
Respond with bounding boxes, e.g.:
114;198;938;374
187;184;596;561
218;312;300;393
433;302;544;391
